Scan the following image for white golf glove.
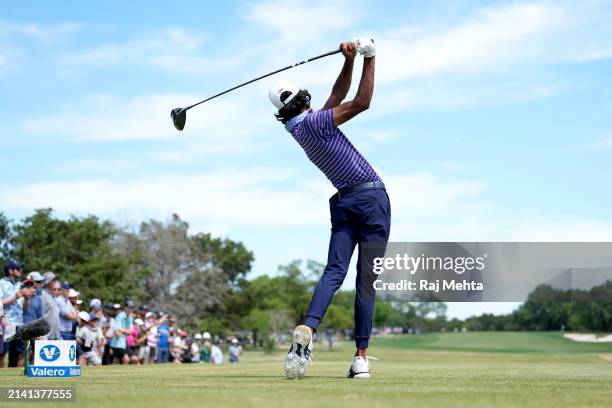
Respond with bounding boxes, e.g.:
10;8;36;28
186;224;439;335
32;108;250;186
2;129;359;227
354;37;375;58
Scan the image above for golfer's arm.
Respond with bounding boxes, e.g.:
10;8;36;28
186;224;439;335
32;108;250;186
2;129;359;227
332;56;374;127
322;57;354;110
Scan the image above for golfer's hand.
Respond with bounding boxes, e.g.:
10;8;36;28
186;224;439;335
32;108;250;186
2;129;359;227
354;37;375;58
340;42;357;59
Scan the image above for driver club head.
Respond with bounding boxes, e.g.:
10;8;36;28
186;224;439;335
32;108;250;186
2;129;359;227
171;107;187;131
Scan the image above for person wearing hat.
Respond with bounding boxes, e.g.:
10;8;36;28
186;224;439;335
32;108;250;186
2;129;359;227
1;260;30;367
55;283;79;340
133;317;149;364
23;271;45;328
190;333;202;363
270;39;388;379
127;315;143;365
68;289;82;309
228;338;242;364
143;311;158;365
27;272;44;290
101;304;116;365
110;302;133;365
88;298;106;330
200;332;212;363
156;314;171;364
19;279;39;323
76;311;104;366
40;272;61;341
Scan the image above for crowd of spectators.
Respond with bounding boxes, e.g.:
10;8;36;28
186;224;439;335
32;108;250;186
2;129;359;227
0;260;243;367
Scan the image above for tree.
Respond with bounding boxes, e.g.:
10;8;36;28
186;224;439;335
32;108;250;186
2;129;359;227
191;233;254;285
135;214;253;328
12;209;143;301
0;212;14;263
320;304;352;331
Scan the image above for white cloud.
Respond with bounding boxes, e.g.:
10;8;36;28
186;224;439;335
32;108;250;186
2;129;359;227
0;167;326;229
590;134;612;151
376;2;567;83
0;168;518;240
0;21;82;43
56;159;140;174
376;1;612;84
62;26;241;75
372;76;561;116
20;92;273;150
0;168;487;232
244;0;362;44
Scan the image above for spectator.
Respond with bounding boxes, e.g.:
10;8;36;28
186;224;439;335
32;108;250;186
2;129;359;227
19;278;37;354
68;289;81;336
23;272;44;324
56;283;79;340
1;260;28;367
127;317;143;365
40;273;61;340
210;340;224;365
191;333;202;363
228;338;243;363
156;315;171;363
101;304;115;365
200;332;212;363
325;327;334;350
89;298;106;331
19;279;38;325
76;311;104;366
110;303;132;365
134;318;148;364
70;291;82;311
144;312;158;364
172;330;189;363
0;296;5;362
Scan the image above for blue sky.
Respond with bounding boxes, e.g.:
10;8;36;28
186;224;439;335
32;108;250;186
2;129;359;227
1;0;612;318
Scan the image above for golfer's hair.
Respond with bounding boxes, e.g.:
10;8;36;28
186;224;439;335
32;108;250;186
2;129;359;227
275;89;311;124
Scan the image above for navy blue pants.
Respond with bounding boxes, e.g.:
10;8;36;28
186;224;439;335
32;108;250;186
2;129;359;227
304;187;391;349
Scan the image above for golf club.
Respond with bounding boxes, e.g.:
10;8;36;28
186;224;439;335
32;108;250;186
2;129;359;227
171;47;342;131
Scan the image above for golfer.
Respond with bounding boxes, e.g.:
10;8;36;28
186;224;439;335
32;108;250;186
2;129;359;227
270;38;390;379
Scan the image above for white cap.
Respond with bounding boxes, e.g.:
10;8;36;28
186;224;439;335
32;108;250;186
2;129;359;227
90;298;102;309
231;338;239;344
202;332;211;340
269;80;300;110
68;288;80;298
28;271;44;282
134;318;144;326
78;310;90;322
195;333;203;340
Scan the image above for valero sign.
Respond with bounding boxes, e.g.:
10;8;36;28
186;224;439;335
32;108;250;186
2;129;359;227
27;340;81;377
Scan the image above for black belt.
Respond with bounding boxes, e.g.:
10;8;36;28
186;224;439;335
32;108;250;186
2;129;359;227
334;181;385;200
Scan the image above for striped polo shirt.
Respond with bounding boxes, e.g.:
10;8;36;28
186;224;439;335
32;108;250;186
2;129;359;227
286;108;381;189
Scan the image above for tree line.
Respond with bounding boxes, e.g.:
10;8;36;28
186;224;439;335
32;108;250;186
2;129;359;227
2;210;610;339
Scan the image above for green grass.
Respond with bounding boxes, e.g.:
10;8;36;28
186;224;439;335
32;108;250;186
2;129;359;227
1;332;611;408
378;331;612;353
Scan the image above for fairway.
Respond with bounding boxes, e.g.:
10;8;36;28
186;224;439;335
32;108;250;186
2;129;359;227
1;332;611;408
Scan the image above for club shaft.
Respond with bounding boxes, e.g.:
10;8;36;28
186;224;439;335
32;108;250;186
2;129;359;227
185;48;342;110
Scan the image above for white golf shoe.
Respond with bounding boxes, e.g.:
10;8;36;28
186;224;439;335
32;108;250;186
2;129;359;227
347;356;371;378
284;325;313;379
